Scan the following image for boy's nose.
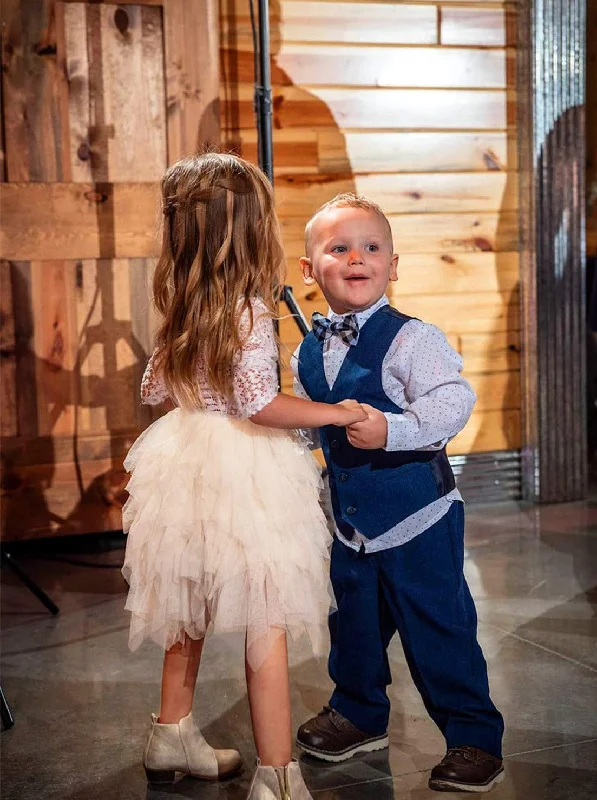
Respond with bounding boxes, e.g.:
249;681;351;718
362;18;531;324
348;250;364;264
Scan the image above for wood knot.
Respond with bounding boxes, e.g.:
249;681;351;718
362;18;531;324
482;149;502;171
472;237;493;252
114;8;130;35
280;173;348;188
84;190;109;204
49;330;65;366
77;142;91;161
441;255;456;264
34;43;57;56
408;191;422;200
76;262;84;290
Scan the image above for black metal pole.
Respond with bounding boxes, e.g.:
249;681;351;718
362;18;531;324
1;550;59;615
282;286;309;337
252;3;309;355
0;686;14;730
255;0;274;183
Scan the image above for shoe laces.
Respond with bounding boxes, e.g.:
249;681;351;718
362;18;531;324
443;746;478;764
320;706;356;732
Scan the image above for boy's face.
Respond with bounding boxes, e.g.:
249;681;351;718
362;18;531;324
300;207;399;315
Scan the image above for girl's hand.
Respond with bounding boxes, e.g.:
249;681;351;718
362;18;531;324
334;399;368;426
250;394;366;431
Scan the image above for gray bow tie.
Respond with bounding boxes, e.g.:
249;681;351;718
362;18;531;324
311;312;359;346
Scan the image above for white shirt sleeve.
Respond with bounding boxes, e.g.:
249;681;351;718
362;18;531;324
381;320;476;451
290;343;309;399
290;342;321;450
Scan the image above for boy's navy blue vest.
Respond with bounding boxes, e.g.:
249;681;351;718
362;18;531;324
298;305;456;540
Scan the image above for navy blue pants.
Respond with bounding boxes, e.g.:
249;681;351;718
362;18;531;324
328;502;504;758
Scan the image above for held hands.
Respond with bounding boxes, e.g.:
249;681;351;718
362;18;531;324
334;399;368;426
333;401;388;449
346;403;388;449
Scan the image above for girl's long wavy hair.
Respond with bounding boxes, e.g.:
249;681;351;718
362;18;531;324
152;152;285;409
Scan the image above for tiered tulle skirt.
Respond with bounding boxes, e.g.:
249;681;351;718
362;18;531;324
121;409;333;669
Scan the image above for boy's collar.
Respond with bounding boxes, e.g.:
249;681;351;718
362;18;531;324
328;295;389;325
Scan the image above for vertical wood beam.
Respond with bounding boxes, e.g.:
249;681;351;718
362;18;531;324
164;0;220;163
1;0;71;181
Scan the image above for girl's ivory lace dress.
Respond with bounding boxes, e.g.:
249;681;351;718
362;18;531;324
121;300;332;668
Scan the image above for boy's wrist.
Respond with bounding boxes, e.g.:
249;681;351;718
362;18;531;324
383;413;399;451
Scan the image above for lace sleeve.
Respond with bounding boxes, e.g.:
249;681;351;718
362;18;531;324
233;301;279;417
140;348;171;405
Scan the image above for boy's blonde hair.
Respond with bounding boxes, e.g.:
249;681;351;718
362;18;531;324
304;193;392;254
153;152;285;409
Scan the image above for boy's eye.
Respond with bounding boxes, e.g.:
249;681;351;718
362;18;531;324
366;244;379;252
331;245;347;253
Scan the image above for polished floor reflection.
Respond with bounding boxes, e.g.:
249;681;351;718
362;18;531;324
2;499;596;799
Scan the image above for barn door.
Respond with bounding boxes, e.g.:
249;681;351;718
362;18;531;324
0;0;218;540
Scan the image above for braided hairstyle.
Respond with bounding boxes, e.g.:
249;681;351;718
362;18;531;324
152;152;285;409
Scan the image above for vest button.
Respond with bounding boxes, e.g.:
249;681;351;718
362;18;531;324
346;506;357;515
338;473;349;482
330;439;339;449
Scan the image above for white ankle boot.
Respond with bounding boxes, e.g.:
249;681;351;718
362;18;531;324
246;759;313;799
143;711;242;784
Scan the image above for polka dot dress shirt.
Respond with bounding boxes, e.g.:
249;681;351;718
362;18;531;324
291;296;475;553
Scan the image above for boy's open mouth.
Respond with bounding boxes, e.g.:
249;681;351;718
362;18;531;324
345;274;368;282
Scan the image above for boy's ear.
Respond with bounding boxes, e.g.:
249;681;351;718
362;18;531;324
300;256;316;285
389;253;399;282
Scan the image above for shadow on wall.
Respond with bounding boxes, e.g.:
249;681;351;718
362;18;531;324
0;261;155;542
220;0;358;247
221;1;524;502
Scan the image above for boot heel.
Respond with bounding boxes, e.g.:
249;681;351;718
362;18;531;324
144;767;176;784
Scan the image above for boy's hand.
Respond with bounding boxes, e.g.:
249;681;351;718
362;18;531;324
346;403;388;449
335;399;367;426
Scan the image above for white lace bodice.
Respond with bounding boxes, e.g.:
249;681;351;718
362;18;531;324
140;299;279;418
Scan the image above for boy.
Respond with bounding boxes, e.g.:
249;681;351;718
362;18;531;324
291;194;504;793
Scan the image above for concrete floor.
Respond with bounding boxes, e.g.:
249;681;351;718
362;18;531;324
1;499;596;799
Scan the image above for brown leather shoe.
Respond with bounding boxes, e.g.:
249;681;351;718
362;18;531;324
429;746;504;793
296;706;388;762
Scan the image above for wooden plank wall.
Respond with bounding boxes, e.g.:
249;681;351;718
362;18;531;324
221;0;520;455
0;2;163;540
1;0;522;538
0;0;219;540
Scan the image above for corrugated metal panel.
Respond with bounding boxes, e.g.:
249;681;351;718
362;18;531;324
451;450;521;503
518;0;587;502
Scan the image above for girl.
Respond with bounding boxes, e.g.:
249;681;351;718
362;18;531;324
121;153;366;800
